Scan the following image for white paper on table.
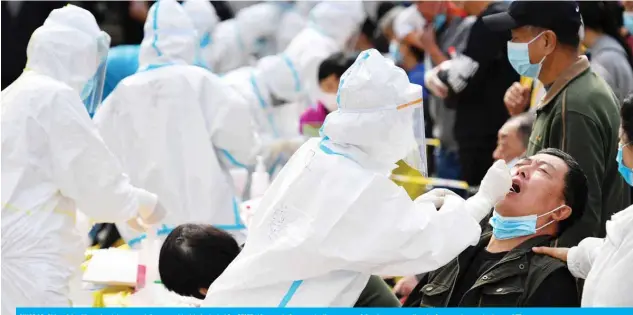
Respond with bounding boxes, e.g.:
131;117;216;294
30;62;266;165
83;249;139;287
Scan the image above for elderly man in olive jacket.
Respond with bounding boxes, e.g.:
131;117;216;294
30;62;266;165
486;0;629;247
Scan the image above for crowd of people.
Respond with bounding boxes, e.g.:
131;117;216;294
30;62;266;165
2;0;633;312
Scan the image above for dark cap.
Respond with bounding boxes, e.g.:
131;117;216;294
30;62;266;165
483;0;582;43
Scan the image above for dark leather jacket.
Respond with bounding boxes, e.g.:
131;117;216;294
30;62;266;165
404;234;578;307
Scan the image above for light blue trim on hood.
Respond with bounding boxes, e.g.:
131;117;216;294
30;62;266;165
281;54;302;92
151;1;162;57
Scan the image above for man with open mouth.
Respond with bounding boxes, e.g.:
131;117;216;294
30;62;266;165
404;148;587;307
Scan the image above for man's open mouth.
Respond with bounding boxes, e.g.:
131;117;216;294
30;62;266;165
510;182;521;193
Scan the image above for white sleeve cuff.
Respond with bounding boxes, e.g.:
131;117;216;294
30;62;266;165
134;188;159;221
567;246;586;279
464;194;493;223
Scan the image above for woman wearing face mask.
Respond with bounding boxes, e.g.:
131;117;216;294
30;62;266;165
533;95;633;306
299;53;355;137
578;1;633;103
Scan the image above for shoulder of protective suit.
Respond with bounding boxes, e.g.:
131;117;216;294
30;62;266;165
22;75;79;106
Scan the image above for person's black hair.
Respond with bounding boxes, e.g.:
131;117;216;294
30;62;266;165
159;224;240;299
622;94;633;143
511;113;536;149
318;52;356;83
578;1;633;71
361;18;377;39
536;148;588;235
540;26;581;48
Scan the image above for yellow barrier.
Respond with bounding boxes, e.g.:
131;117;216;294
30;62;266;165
425;138;440;147
390;174;470;191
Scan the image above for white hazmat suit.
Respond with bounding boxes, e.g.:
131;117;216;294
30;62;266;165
1;6;163;313
235;2;284;58
94;0;258;246
567;204;633;306
182;0;219;70
275;1;318;52
204;49;512;306
263;1;366;104
209;3;283;74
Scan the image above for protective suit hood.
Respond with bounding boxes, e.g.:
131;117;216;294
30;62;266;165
235;3;283;55
308;1;366;49
182;0;219;46
25;5;104;94
139;0;197;69
321;49;423;168
182;0;219;36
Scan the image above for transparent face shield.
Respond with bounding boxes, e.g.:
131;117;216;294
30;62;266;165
402;105;428;177
81;32;110;118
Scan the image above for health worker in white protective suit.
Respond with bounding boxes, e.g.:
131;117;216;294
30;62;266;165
182;0;219;70
204;49;512;307
94;0;258;246
274;1;319;52
263;1;366;105
209;2;283;74
1;5;165;313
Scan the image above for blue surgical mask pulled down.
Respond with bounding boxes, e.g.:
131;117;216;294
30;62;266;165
617;143;633;186
389;40;402;64
434;14;447;30
624;12;633;36
507;32;546;78
489;205;565;240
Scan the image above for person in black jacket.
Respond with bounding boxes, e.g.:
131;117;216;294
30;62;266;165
403;148;585;307
425;1;519;189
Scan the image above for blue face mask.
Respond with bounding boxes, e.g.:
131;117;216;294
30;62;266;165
489;205;564;240
507;32;546;78
434;14;447;30
389;40;402;64
624;12;633;35
617;143;633;186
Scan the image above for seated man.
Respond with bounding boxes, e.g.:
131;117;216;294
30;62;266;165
404;148;586;307
492;113;535;168
159;224;400;306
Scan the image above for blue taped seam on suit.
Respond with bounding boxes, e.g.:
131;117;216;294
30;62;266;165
336;78;344;106
128;224;173;247
280;54;301;92
139;63;173;72
319;136;360;166
200;32;212;48
151;1;162;57
128;198;244;247
250;74;280;137
278;280;303;307
268;154;283;176
214;198;246;230
221;149;248;169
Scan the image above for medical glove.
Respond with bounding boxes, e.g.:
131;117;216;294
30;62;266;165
465;160;512;222
435;55;479;95
424;63;450;98
127;201;167;232
414;188;462;209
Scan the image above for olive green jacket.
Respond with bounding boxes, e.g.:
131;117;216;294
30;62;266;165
527;56;630;247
